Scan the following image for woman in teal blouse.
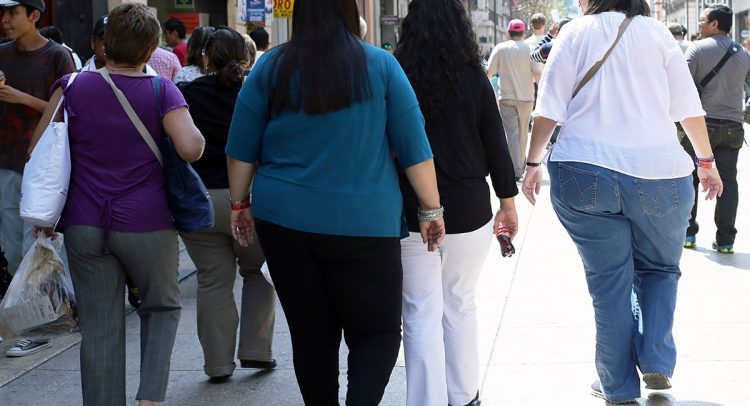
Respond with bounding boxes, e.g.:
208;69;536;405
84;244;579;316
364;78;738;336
226;0;444;404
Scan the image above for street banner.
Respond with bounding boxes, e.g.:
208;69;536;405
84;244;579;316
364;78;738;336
247;0;265;25
273;0;294;19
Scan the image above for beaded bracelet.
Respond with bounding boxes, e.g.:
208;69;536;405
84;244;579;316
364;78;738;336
417;206;444;222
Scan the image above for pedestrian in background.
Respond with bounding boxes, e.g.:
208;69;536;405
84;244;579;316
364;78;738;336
83;15;158;77
174;25;214;83
28;3;204;404
39;25;82;69
148;45;181;81
682;5;750;254
248;27;269;61
487;19;542;181
178;26;275;381
0;0;74;357
226;0;445;404
164;17;187;66
395;1;518;405
522;0;723;403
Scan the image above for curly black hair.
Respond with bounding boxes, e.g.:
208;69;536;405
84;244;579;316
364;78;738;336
395;0;482;118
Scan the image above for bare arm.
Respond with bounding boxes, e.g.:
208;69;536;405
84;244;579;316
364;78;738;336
403;159;445;251
162;106;205;162
0;84;48;114
227;157;257;247
27;88;64;157
680;115;723;200
521;116;558;205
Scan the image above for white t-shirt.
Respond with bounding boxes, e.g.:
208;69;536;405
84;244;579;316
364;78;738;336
535;12;705;179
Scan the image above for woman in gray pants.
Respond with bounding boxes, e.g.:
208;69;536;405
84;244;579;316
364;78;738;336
177;27;276;380
29;4;205;405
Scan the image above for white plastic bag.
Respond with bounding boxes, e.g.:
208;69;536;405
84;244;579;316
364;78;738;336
20;72;78;228
0;235;77;337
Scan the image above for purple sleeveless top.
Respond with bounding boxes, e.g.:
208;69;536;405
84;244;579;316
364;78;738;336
52;72;187;233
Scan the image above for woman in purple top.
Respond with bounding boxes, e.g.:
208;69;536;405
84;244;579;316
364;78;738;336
28;4;204;406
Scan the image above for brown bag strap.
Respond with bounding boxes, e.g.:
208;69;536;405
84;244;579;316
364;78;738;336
97;67;164;166
572;16;633;99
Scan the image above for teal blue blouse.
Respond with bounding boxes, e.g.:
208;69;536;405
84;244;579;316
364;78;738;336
226;42;432;237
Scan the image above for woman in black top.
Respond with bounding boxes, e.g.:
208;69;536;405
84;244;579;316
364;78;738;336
178;27;277;380
395;1;519;405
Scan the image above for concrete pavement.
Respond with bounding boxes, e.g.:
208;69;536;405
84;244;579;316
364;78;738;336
0;145;748;405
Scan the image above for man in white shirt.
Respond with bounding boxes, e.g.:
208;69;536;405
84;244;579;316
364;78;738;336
487;19;542;180
525;14;547;51
667;22;689;53
525;13;547;84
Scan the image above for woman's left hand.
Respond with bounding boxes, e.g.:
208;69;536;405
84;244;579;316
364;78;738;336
231;209;255;247
521;166;544;205
32;226;57;240
420;218;445;252
493;206;519;239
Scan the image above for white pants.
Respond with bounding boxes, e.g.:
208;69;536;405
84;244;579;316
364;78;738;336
401;221;493;406
0;169;34;275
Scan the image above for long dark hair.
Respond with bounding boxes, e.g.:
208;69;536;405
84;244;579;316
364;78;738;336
394;0;482;118
268;0;371;115
205;27;248;90
585;0;650;17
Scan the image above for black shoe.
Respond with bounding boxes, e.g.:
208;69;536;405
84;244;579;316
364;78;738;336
208;374;232;383
240;359;277;369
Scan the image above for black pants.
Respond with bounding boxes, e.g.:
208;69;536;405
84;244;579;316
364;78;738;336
682;119;744;245
255;220;403;406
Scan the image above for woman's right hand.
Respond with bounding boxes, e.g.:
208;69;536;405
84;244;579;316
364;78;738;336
231;208;255;247
697;167;723;200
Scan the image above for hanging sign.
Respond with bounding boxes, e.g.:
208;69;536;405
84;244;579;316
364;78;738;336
273;0;294;19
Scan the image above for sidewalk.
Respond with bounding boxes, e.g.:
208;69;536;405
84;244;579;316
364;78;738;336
0;145;748;405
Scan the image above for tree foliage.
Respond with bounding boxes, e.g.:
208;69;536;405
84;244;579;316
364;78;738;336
513;0;568;25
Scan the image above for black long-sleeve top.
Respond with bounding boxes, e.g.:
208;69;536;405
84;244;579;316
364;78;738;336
178;76;238;189
399;65;518;234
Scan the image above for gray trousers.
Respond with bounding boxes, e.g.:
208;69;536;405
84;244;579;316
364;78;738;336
0;169;34;275
498;99;534;179
180;189;275;377
65;226;181;405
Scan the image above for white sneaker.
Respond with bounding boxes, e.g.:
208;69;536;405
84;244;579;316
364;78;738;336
6;338;53;357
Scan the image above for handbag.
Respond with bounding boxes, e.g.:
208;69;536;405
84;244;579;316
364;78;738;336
98;68;214;233
20;72;79;227
572;16;633;99
695;41;741;96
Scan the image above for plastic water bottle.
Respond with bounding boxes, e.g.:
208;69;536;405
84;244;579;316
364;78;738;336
496;224;515;258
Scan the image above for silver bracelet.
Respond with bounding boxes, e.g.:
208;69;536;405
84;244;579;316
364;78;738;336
417;206;444;222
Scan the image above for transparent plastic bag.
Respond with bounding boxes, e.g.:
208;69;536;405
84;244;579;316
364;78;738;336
0;235;78;337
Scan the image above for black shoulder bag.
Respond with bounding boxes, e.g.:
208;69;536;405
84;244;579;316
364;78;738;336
696;41;741;96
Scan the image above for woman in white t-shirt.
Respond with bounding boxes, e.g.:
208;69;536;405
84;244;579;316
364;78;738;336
521;0;723;403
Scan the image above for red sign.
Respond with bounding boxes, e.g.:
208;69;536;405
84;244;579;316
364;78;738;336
167;13;200;35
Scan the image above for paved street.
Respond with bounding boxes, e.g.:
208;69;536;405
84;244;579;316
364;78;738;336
0;143;748;405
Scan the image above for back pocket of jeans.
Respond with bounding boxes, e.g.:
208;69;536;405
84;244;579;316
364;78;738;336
558;163;597;210
634;179;678;217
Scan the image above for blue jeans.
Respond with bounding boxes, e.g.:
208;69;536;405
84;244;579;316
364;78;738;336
548;161;693;402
